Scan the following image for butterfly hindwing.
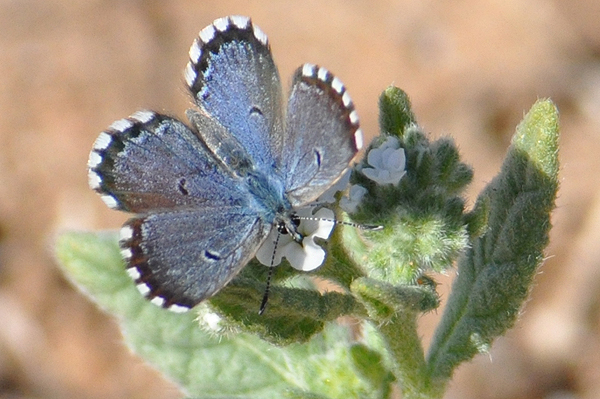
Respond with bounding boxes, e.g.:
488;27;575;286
121;206;271;311
185;15;284;170
282;64;363;206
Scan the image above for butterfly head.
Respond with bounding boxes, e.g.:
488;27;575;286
275;213;303;243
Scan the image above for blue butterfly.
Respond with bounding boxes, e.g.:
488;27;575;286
87;16;363;313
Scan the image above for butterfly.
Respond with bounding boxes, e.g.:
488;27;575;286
87;16;363;313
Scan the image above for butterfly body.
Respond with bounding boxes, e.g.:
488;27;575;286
88;16;362;312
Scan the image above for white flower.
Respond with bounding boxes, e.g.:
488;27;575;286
317;169;351;204
256;207;335;271
339;184;368;213
202;310;222;331
196;303;226;333
362;136;406;185
196;304;240;337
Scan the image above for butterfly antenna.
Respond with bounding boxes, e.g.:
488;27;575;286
298;215;383;231
259;231;281;315
299;202;383;231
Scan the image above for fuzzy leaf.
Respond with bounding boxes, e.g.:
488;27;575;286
379;86;417;136
55;231;393;398
426;99;559;383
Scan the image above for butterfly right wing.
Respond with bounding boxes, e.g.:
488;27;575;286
281;64;363;207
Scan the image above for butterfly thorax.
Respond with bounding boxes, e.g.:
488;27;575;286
245;168;302;243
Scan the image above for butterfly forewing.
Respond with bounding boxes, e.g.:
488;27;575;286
185;15;284;170
88;110;273;311
282;64;363;206
88;111;247;213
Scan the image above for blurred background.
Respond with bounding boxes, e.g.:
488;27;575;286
1;0;599;398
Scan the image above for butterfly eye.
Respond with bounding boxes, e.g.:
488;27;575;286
291;214;301;227
277;214;301;235
277;221;288;235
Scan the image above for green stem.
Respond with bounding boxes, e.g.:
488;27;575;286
378;312;441;399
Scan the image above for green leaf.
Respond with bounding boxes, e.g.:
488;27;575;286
55;231;394;398
351;277;439;322
426;99;560;385
350;344;395;398
210;275;362;345
55;230;147;318
351;277;437;398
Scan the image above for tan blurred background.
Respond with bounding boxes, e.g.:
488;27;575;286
1;0;599;398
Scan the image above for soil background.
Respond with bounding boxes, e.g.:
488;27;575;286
1;1;599;398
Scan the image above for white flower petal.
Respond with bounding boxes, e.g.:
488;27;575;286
255;230;292;266
304;208;335;236
367;147;384;169
361;167;379;181
285;236;326;271
313;218;335;239
380;135;400;150
255;208;334;271
386;148;404;171
362;136;406;185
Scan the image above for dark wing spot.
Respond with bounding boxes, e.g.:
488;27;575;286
204;249;221;261
249;106;263;116
178;178;189;195
314;150;322;167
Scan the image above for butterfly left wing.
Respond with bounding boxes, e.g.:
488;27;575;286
88;110;273;311
88;110;248;213
121;205;271;312
281;64;363;206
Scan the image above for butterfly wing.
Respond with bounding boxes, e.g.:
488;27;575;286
282;64;363;206
89;110;273;310
185;16;284;170
121;207;271;311
88;110;247;213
